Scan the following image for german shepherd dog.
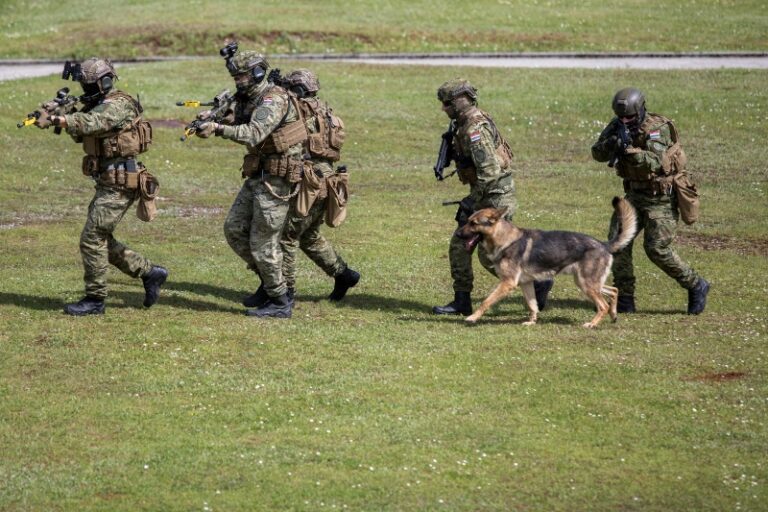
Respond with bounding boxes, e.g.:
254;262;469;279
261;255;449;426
457;197;637;328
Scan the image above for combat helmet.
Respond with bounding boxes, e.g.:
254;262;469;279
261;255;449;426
612;87;646;123
283;69;320;98
64;57;117;103
437;78;478;104
226;50;269;81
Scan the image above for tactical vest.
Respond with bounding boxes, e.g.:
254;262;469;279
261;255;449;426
453;108;513;184
241;87;308;183
297;97;345;162
617;113;687;182
81;91;152;159
255;87;308;155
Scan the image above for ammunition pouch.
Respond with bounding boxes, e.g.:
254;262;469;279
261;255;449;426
259;108;308;153
81;118;152;159
241;153;303;183
88;158;142;190
302;99;345;162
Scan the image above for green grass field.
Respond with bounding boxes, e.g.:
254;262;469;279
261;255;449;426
0;58;766;511
1;0;767;58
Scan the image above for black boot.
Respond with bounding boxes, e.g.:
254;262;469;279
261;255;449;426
329;267;360;301
432;291;472;316
245;293;292;318
287;287;295;305
617;295;636;313
243;284;269;308
533;279;554;311
64;296;105;316
142;265;168;307
687;278;710;315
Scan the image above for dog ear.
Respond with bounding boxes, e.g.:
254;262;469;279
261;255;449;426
494;206;509;220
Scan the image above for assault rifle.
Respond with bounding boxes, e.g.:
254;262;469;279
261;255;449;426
176;89;234;141
433;120;456;180
607;122;631;168
17;87;79;134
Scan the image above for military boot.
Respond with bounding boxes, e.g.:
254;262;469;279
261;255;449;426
616;295;636;313
287;287;295;305
64;296;105;316
432;291;472;316
142;265;168;307
687;278;710;315
243;284;269;308
329;267;360;301
245;293;292;319
533;279;554;311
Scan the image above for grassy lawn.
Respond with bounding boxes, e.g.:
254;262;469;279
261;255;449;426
1;0;767;58
1;60;766;510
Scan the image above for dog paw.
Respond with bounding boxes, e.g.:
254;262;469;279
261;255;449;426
465;315;478;324
522;320;537;326
582;322;597;329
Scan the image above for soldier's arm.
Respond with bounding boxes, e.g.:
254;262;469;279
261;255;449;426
591;119;620;162
621;123;672;175
219;93;289;146
62;96;135;136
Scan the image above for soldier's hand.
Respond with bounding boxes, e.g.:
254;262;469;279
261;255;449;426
34;110;51;129
195;122;218;138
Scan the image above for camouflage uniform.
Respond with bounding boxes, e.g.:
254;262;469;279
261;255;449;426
214;55;307;301
63;90;155;299
592;112;703;297
447;99;516;293
280;94;348;292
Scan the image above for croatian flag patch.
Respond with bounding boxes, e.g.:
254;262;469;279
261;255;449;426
649;130;661;140
261;96;273;106
469;131;482;143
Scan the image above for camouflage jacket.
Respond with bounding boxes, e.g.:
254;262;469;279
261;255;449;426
219;83;304;159
63;90;139;138
453;106;514;202
592;113;683;182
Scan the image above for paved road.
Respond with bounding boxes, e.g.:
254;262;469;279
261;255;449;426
2;54;767;81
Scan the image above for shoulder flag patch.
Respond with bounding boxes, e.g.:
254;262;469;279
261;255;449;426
261;96;273;106
469;131;482;143
648;130;661;140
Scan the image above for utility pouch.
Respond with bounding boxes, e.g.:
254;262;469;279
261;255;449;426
81;155;99;176
125;169;139;189
673;171;700;225
136;169;160;222
296;162;325;217
325;170;349;228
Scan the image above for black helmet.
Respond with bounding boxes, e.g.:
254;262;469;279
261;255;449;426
612;87;646;120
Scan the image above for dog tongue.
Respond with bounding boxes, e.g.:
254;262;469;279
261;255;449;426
464;234;481;252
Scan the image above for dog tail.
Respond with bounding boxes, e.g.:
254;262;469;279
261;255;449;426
606;196;638;253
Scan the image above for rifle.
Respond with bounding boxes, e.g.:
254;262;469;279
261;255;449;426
267;68;284;87
443;198;475;227
17;87;79;134
607;122;631;168
433;120;456;181
176;89;234;141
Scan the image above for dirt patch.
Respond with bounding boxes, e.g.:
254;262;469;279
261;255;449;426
677;232;768;257
683;371;747;383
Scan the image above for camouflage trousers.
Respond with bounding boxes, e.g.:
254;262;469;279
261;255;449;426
609;190;700;296
449;191;517;293
281;196;346;290
80;185;153;299
224;175;291;298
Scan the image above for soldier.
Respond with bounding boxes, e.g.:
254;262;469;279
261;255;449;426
432;78;553;316
591;87;710;314
35;57;167;316
278;69;360;302
195;49;308;318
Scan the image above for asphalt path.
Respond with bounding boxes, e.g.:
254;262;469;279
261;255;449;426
2;53;767;81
